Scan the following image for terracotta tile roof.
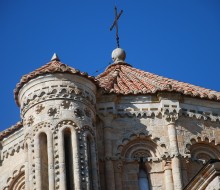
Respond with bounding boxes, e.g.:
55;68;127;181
14;60;98;106
0;122;23;141
96;62;220;101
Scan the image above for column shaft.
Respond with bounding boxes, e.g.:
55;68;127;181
172;157;183;190
164;164;174;190
104;126;115;190
167;123;183;190
35;137;41;190
58;131;67;190
72;129;82;190
25;144;29;190
48;133;55;190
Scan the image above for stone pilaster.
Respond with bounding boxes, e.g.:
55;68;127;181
100;115;116;190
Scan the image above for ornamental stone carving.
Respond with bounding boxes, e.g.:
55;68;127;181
84;108;91;118
74;108;84;119
26;115;34;126
20;84;95;115
47;107;60;118
35;104;45;114
61;100;73;109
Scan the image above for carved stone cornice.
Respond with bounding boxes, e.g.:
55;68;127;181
181;108;220;123
1;139;24;161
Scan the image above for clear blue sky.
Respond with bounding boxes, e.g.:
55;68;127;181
0;0;220;131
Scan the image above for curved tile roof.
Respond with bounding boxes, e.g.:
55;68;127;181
14;60;98;106
0;122;23;141
96;62;220;101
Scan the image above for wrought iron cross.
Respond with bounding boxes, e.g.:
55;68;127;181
110;6;123;48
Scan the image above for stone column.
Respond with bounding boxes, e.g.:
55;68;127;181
167;121;183;190
25;143;30;190
48;133;55;190
159;94;183;189
35;135;41;190
164;161;174;190
72;129;82;190
103;116;115;190
58;130;67;190
28;141;33;190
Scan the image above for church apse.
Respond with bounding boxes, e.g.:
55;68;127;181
14;55;100;190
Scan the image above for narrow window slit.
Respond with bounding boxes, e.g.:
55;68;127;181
39;133;49;189
64;129;74;189
138;158;149;190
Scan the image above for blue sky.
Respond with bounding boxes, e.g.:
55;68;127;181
0;0;220;131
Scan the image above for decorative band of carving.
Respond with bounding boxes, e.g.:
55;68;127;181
2;140;24;161
182;109;220;122
20;85;95;114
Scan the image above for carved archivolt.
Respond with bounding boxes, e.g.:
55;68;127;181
185;136;220;162
3;165;25;190
55;120;78;132
116;132;166;161
32;122;52;136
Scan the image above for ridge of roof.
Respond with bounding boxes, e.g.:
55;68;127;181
96;62;220;101
0;121;23;141
14;60;98;106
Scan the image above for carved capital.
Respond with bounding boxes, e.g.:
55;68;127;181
162;109;179;123
164;160;172;170
113;160;123;172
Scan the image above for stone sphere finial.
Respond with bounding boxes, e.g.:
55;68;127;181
111;48;126;63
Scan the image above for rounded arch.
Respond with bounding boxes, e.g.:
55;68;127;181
54;119;79;132
81;125;95;137
185;135;220;160
115;132;166;159
3;165;25;190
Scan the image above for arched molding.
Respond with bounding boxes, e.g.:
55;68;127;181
79;125;99;190
185;136;220;155
80;125;95;137
3;165;25;190
55;120;82;190
115;132;167;160
57;125;76;190
185;136;220;163
32;121;52;137
34;128;54;190
54;120;79;133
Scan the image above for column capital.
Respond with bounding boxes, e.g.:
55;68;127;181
158;96;181;123
163;109;180;124
164;160;172;170
113;160;123;172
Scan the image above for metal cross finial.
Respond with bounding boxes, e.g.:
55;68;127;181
110;6;123;48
